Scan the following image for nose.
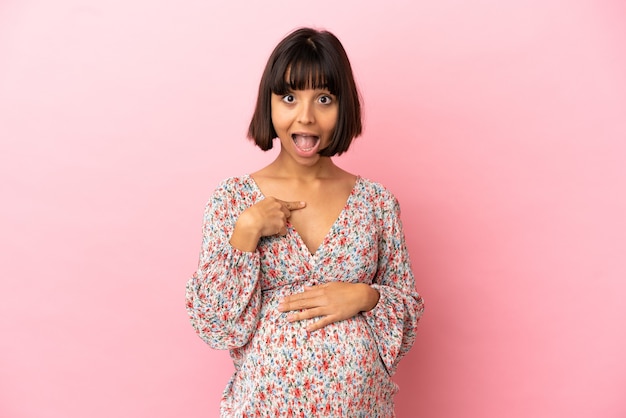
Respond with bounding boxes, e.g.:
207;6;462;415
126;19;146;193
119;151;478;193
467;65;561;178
297;102;315;124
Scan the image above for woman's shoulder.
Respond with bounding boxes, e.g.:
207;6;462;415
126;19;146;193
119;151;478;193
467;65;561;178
352;177;402;218
209;174;259;199
215;174;252;189
356;176;399;203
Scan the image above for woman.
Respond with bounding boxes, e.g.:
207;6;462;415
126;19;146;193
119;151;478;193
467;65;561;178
186;27;424;417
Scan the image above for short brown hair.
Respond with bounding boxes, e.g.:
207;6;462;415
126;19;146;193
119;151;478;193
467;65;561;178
248;28;362;156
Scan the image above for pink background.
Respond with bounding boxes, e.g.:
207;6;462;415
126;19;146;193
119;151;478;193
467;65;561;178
1;0;625;417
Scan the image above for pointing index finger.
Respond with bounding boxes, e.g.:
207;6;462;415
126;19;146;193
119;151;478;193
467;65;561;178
281;200;306;211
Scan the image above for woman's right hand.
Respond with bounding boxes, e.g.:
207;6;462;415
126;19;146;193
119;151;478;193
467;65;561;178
229;197;306;252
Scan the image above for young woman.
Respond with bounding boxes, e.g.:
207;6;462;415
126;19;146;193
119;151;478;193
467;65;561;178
186;27;424;417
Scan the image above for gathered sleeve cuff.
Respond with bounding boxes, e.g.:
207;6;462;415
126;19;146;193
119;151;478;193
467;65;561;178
362;283;424;375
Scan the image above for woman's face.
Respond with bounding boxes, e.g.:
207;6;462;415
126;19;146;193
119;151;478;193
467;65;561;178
271;88;338;165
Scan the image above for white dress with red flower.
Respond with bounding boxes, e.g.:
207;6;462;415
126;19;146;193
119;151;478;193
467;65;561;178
186;175;424;417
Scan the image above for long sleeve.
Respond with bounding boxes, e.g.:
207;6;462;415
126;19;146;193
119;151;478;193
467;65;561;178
185;180;262;350
362;192;425;375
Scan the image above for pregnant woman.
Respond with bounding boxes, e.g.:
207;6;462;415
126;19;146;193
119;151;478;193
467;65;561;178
186;27;424;417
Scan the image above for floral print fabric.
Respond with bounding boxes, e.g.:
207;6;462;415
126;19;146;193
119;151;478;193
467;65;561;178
186;175;424;417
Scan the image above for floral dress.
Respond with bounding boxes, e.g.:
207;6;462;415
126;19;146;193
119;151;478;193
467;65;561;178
186;175;424;417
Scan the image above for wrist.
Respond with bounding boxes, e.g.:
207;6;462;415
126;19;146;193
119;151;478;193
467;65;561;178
360;284;380;312
230;214;262;252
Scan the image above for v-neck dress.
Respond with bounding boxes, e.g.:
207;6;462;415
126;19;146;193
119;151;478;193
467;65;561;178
186;175;424;417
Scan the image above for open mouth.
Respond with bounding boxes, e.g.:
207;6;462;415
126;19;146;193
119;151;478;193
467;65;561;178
292;133;320;152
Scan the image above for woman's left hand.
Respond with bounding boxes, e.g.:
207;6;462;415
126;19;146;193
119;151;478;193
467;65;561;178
277;283;380;332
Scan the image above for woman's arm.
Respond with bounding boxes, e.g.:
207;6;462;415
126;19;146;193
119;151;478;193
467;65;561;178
361;192;425;375
185;180;263;350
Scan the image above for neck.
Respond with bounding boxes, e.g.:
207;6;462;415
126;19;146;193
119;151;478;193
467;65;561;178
271;149;340;181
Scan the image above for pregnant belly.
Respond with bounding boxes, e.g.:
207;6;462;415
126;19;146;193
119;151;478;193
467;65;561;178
233;308;390;393
222;298;398;415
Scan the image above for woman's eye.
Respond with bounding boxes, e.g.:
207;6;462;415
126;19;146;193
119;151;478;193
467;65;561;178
318;95;333;104
282;94;295;103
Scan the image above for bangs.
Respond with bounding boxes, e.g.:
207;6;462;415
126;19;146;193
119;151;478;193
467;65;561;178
269;48;338;95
